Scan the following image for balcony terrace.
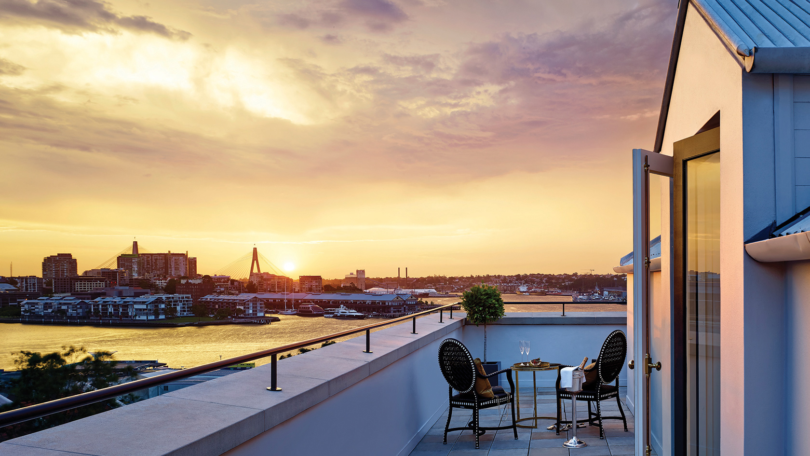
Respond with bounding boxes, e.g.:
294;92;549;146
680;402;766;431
411;395;633;456
0;307;628;456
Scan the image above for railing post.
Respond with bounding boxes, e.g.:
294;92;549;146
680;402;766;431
363;329;372;353
412;316;417;334
439;309;444;323
266;353;282;392
450;306;453;319
562;302;566;317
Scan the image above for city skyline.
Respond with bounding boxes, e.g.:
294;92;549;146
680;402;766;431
0;0;677;277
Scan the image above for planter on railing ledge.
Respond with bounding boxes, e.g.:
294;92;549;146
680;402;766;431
460;283;506;386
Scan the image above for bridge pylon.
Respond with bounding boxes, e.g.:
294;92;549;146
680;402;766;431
250;247;261;275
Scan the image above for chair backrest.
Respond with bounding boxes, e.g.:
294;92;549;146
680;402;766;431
438;338;476;394
597;330;627;384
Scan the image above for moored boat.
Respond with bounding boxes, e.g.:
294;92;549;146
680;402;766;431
297;304;325;317
333;305;366;320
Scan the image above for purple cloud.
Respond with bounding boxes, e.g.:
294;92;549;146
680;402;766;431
320;34;342;44
341;0;407;31
277;13;310;29
0;57;25;75
0;0;191;40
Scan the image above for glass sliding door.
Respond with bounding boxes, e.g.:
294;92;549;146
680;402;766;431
685;152;720;456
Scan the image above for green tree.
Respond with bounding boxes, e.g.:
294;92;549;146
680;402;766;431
191;304;208;320
0;346;135;442
214;308;231;320
6;278;18;286
202;275;214;284
0;306;21;318
246;281;258;293
460;284;505;362
153;306;160;320
165;305;178;319
164;279;177;294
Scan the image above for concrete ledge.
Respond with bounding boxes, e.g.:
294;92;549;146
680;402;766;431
0;313;464;456
489;311;626;325
0;311;628;455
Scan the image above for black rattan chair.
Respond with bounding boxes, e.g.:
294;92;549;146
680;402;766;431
438;338;518;449
554;329;628;439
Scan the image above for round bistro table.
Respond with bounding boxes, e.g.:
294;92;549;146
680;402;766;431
512;362;561;429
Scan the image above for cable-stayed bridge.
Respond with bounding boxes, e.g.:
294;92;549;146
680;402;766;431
214;247;285;281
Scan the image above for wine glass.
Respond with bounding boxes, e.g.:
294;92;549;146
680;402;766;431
525;341;531;365
519;340;525;365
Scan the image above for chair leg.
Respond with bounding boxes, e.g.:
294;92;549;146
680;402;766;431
616;394;628;432
474;404;480;449
444;406;453;444
587;401;593;425
596;396;604;439
555;394;561;435
510;397;518;440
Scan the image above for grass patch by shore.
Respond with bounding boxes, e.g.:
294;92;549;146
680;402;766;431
168;316;218;323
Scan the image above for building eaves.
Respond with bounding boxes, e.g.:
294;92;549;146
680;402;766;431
655;0;810;152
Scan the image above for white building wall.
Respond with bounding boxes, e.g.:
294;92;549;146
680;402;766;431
785;261;810;455
658;4;745;455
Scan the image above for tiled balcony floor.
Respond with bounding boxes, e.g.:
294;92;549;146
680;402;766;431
411;391;634;456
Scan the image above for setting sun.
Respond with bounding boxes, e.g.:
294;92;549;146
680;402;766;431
283;262;295;272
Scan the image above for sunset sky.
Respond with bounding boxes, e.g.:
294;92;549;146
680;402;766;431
0;0;677;278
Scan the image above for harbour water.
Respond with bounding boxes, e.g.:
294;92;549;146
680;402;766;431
0;295;625;371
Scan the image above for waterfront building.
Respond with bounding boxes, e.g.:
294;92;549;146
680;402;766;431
9;276;43;293
116;242;195;278
298;275;323;293
248;272;292;292
232;292;420;314
176;278;215;305
0;278;39;308
341;270;365;289
188;257;198;278
19;295;181;319
199;294;264;317
152;294;193;316
41;253;77;279
21;296;91;317
82;268;128;286
52;276;108;294
90;296;166;320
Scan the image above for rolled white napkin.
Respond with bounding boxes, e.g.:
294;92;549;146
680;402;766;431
560;366;576;388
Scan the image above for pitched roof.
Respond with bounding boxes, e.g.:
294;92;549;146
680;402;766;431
655;0;810;151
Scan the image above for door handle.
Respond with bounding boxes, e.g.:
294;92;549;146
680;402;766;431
628;360;634;370
644;353;661;377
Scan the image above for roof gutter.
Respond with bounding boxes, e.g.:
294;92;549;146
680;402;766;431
745;232;810;262
743;47;810;73
613;257;661;274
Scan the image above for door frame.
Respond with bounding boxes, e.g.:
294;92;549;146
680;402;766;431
632;148;673;455
673;127;720;456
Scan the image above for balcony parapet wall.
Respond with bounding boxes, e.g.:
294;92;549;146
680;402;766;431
0;311;626;456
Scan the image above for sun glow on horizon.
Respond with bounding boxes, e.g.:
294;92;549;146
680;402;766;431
283;262;295;272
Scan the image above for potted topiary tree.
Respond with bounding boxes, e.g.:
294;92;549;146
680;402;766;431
461;284;505;386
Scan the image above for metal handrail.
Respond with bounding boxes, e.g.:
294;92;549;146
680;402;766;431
0;303;461;428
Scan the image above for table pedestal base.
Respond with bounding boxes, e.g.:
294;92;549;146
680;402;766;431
562;391;587;448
